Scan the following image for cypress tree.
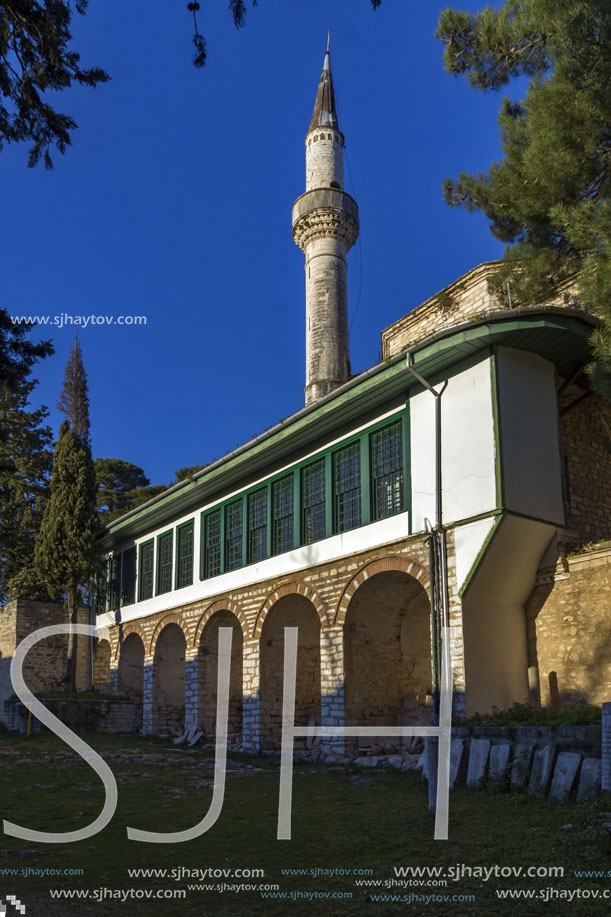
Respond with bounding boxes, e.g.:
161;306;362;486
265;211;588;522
35;338;98;690
57;333;90;443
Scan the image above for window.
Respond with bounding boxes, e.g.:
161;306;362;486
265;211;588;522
333;442;361;533
225;500;243;571
272;474;293;555
138;540;154;601
95;561;107;616
203;510;222;579
156;530;173;595
302;459;326;544
248;488;267;563
107;553;121;610
121;547;137;606
371;420;403;519
176;521;194;589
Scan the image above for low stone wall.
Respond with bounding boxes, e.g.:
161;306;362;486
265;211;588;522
5;696;140;735
311;723;605;801
0;600;91;726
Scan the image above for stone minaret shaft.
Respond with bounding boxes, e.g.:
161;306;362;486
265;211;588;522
292;40;359;405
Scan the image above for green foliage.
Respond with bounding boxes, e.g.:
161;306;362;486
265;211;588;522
57;334;90;442
465;701;602;727
94;458;167;523
0;313;54;603
0;309;53;392
172;464;206;484
34;420;99;602
4;555;52;604
436;0;611;394
0;1;109;168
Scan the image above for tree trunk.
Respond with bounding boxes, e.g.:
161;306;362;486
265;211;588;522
65;584;79;692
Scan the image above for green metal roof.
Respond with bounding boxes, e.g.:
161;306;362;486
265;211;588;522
99;308;595;547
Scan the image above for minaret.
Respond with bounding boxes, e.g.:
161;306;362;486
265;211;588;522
292;36;359;405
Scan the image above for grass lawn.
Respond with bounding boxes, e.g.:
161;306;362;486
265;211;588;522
0;733;609;915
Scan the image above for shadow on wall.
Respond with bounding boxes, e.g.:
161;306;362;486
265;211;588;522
528;577;611;707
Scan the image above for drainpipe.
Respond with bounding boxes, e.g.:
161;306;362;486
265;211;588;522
405;355;450;812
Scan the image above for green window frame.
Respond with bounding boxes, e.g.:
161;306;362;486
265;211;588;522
107;553;122;611
333;441;361;533
301;459;326;544
248;488;267;564
121;546;137;606
370;419;404;520
95;561;108;616
272;474;294;555
225;500;243;572
138;539;154;601
176;520;194;589
202;510;222;579
156;530;173;595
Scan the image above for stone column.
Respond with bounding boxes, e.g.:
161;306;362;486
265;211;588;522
320;625;345;756
242;639;260;751
603;702;611;793
142;655;154;736
109;667;119;696
184;649;199;730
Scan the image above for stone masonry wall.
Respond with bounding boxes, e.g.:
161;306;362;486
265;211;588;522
560;389;611;543
108;532;466;744
306;129;343;191
525;541;611;707
1;600;90;724
381;262;581;357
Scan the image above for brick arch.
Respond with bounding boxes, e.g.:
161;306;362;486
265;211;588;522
253;582;329;639
148;613;191;656
113;624;146;662
334;555;430;626
193;600;248;648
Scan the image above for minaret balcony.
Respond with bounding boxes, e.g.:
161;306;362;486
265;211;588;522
292;188;359;252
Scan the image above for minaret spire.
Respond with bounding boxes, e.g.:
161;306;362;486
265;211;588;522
292;37;359;405
309;37;339;133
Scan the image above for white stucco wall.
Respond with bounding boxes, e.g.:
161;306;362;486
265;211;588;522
409;354;497;531
496;347;564;525
461;514;555;715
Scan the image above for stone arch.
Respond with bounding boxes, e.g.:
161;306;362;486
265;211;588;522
343;569;432;749
253;582;328;639
92;639;111;685
152;622;186;735
334;556;430;625
149;612;191;657
197;608;244;742
259;593;322;749
113;623;146;662
117;632;145;731
193;599;248;649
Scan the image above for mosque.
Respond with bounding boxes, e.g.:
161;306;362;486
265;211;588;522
94;41;611;750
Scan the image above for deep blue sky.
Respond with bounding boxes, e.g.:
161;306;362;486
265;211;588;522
3;0;509;487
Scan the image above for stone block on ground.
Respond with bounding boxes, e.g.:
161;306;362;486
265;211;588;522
449;738;468;787
529;744;557;798
489;743;511;782
466;738;490;787
577;758;602;801
511;744;535;789
549;752;582;800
